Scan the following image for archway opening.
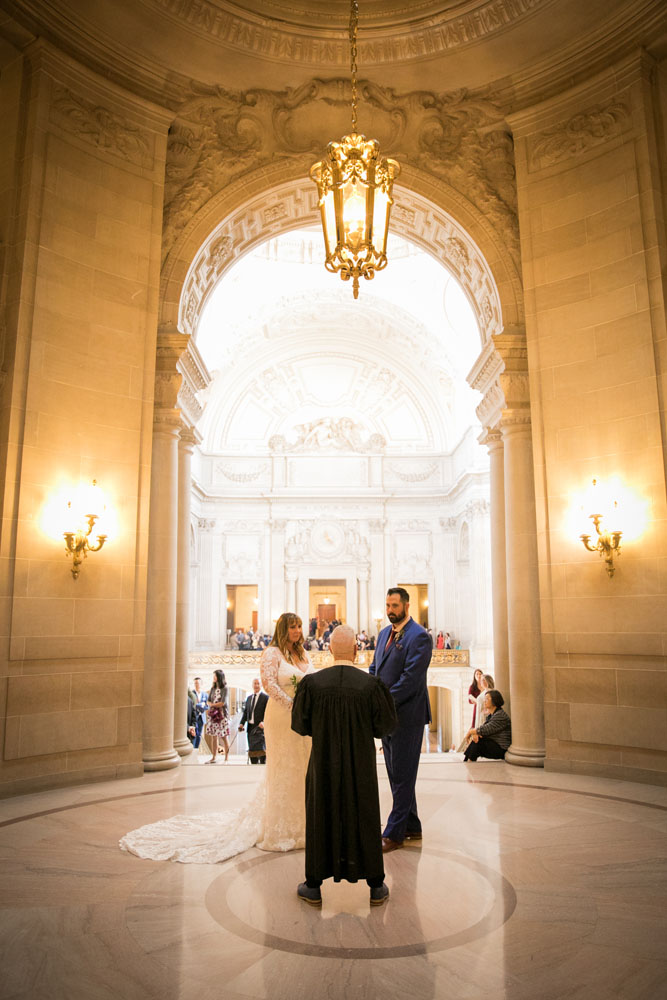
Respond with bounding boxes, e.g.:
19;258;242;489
187;225;493;757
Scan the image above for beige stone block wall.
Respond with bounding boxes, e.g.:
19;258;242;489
0;42;171;796
510;52;667;785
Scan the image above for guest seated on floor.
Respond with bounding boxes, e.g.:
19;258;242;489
463;689;511;762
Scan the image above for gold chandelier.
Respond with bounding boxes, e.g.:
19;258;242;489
310;0;400;299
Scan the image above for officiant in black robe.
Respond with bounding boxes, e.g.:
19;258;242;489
291;625;397;906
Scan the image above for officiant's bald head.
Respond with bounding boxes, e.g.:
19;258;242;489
330;625;356;662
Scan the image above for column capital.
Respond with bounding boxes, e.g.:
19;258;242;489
500;409;533;435
479;427;503;451
155;329;190;410
153;408;183;432
179;424;201;449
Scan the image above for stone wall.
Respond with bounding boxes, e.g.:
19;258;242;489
510;52;667;785
0;42;171;796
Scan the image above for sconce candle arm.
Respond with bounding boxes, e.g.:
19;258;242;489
579;513;622;578
64;512;107;579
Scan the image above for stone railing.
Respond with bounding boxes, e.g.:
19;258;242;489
190;649;470;673
189;648;470;670
189;647;473;751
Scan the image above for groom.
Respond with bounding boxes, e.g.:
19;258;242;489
369;587;432;852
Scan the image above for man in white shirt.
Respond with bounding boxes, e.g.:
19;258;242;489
238;678;268;763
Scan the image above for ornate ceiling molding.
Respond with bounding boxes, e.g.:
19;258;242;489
162;76;518;275
176;175;505;350
139;0;555;67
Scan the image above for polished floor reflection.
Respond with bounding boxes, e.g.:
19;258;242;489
1;757;666;1000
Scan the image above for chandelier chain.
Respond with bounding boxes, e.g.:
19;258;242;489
349;0;358;132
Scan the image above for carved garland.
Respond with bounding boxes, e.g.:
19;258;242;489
50;86;152;167
529;99;630;170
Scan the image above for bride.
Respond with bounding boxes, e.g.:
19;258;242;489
119;613;314;863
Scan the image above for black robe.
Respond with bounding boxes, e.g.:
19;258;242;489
291;661;397;883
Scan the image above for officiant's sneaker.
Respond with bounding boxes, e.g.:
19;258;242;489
370;883;389;906
297;882;322;907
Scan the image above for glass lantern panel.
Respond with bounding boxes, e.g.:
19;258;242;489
342;179;366;253
322;190;337;256
371;189;390;255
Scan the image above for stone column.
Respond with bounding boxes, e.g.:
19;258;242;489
438;518;458;638
143;331;188;771
173;425;197;757
358;568;370;635
469;330;545;767
285;569;297;613
502;411;545;766
482;430;510;702
468;500;493;669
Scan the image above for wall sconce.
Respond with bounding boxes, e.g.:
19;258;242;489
374;616;383;634
323;596;330;605
63;480;107;579
579;479;622;577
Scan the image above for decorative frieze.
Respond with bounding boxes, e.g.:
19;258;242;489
148;0;550;66
177;180;504;345
528;98;631;171
164;78;518;280
269;417;386;454
50;85;153;167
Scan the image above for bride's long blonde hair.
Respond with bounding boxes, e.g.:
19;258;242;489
270;613;305;664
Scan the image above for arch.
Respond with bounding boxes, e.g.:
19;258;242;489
159;158;523;343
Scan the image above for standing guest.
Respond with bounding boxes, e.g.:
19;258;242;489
292;625;397;906
475;674;495;727
463;690;511;761
444;632;452;649
468;668;483;726
369;587;432;853
192;676;207;749
238;677;268;764
205;669;230;764
436;631;445;650
187;689;197;745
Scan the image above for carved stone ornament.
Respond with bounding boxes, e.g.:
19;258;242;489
155;330;189;410
269;417;386;454
529;99;630;171
176;178;507;343
50;86;152;167
163;77;518;267
216;463;269;482
197;518;216;530
145;0;552;66
440;516;458;530
387;463;438;483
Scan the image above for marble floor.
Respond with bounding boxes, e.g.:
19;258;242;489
1;755;666;1000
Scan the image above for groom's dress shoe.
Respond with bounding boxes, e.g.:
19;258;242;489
381;837;403;853
297;882;322;907
404;831;422;841
370;883;390;905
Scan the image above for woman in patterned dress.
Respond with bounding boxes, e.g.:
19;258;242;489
205;668;230;763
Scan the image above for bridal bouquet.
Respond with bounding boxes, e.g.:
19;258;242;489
290;674;300;697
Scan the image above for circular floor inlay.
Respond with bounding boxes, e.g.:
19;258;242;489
204;846;516;958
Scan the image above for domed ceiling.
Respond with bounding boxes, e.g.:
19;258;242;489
4;0;665;107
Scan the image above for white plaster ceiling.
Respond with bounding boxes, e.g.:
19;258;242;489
195;229;481;453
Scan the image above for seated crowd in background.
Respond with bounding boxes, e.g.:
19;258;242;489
229;627;271;650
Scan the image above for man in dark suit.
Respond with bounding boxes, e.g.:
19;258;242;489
369;587;432;852
238;677;268;763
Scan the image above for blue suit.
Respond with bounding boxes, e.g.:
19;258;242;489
369;618;432;842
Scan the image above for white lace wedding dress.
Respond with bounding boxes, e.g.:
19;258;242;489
119;647;313;863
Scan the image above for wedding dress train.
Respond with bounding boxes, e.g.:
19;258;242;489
119;647;312;864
